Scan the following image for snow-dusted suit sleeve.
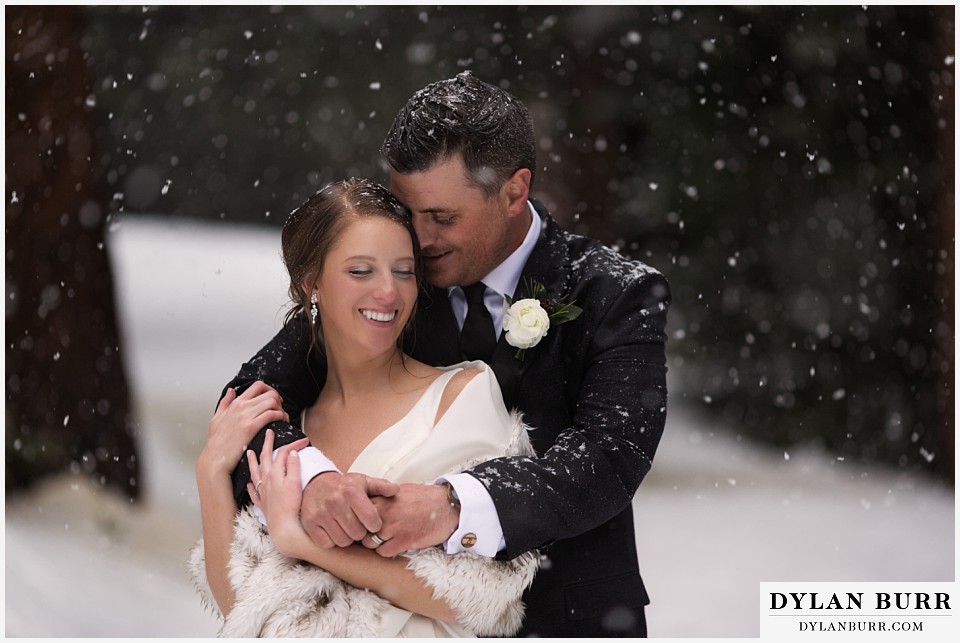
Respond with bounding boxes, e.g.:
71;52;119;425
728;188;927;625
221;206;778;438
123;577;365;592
471;265;670;559
221;313;323;508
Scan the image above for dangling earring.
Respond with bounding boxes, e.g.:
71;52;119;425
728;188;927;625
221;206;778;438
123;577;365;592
310;292;318;325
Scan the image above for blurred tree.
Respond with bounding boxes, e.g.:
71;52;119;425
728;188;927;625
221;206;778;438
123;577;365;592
932;4;954;483
6;6;141;500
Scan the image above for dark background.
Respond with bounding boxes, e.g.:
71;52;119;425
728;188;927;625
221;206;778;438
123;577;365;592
7;5;954;498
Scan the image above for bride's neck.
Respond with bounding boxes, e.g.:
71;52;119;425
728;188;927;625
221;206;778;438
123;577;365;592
321;348;408;404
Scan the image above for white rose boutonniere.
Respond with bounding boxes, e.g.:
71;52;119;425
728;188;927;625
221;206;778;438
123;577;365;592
504;299;551;349
503;278;582;360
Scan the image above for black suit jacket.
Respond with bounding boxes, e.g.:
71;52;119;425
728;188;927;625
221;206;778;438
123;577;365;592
225;200;670;637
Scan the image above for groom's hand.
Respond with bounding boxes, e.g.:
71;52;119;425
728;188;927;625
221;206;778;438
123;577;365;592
299;472;399;548
366;483;459;557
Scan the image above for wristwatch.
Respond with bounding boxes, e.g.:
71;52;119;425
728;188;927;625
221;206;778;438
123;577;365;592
440;482;475;548
442;482;461;510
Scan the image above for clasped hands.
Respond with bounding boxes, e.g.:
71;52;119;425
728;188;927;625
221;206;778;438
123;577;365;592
248;429;460;559
299;469;459;557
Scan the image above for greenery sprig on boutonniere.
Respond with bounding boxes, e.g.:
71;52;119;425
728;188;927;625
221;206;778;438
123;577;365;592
503;278;583;360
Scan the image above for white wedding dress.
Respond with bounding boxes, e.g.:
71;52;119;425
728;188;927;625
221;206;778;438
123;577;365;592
190;361;539;638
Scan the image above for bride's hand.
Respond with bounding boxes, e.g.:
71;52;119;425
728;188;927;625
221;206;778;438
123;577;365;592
197;382;289;479
247;429;311;557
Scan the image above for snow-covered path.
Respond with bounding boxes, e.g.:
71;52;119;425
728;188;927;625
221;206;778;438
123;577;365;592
4;216;954;638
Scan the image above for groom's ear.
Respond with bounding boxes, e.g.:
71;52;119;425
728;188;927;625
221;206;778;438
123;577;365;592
502;168;531;217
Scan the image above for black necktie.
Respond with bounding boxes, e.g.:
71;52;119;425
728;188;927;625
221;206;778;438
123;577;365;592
460;282;497;361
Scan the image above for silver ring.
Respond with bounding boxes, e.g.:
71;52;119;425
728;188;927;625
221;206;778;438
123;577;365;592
370;533;385;546
254;480;263;496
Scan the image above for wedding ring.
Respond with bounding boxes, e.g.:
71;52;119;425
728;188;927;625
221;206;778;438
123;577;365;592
370;533;386;546
254;480;263;496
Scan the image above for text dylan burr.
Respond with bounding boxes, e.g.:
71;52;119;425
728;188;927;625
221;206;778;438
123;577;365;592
770;592;951;611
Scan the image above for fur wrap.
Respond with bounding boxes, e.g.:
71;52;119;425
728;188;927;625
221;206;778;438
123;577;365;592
188;410;539;637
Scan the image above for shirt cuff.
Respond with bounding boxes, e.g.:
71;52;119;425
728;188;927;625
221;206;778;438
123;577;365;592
252;445;339;527
436;473;506;557
296;445;340;489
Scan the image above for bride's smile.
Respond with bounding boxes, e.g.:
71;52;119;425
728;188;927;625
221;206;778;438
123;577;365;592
360;309;398;324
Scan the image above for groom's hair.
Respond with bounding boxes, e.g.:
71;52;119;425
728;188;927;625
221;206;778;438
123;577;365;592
381;71;536;198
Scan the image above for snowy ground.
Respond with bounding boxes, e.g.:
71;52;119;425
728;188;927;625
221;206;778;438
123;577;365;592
4;216;955;639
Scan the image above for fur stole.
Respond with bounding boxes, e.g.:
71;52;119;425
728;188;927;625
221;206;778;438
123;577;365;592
188;411;539;637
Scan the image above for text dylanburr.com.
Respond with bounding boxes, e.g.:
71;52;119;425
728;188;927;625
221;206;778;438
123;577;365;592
760;582;957;640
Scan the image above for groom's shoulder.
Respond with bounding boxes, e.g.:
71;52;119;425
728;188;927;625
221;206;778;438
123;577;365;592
565;237;670;322
534;202;668;297
564;229;666;293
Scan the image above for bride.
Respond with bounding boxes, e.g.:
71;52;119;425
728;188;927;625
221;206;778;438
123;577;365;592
189;178;538;637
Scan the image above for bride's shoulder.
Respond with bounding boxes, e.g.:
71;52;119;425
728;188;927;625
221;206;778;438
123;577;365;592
448;366;483;390
434;367;483;425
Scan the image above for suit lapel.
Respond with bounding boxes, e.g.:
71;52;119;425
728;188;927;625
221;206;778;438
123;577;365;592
488;202;572;408
518;200;571;304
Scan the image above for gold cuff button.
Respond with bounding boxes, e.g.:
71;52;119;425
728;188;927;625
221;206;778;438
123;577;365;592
460;533;477;548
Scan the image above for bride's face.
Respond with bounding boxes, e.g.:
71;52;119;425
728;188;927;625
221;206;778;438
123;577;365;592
313;216;418;359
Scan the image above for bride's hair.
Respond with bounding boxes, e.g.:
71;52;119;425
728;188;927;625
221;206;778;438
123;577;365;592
280;178;421;358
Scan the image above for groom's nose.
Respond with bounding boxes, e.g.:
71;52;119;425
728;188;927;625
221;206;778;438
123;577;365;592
412;215;437;247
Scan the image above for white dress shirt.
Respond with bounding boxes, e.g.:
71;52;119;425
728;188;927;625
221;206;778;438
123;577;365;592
285;203;542;557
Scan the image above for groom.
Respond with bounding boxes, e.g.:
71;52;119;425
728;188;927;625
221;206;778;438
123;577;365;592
223;71;670;637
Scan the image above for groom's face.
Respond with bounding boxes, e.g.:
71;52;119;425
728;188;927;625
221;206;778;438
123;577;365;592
389;155;513;289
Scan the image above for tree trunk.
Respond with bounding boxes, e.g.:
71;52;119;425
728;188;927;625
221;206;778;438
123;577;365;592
932;5;955;484
6;6;141;500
